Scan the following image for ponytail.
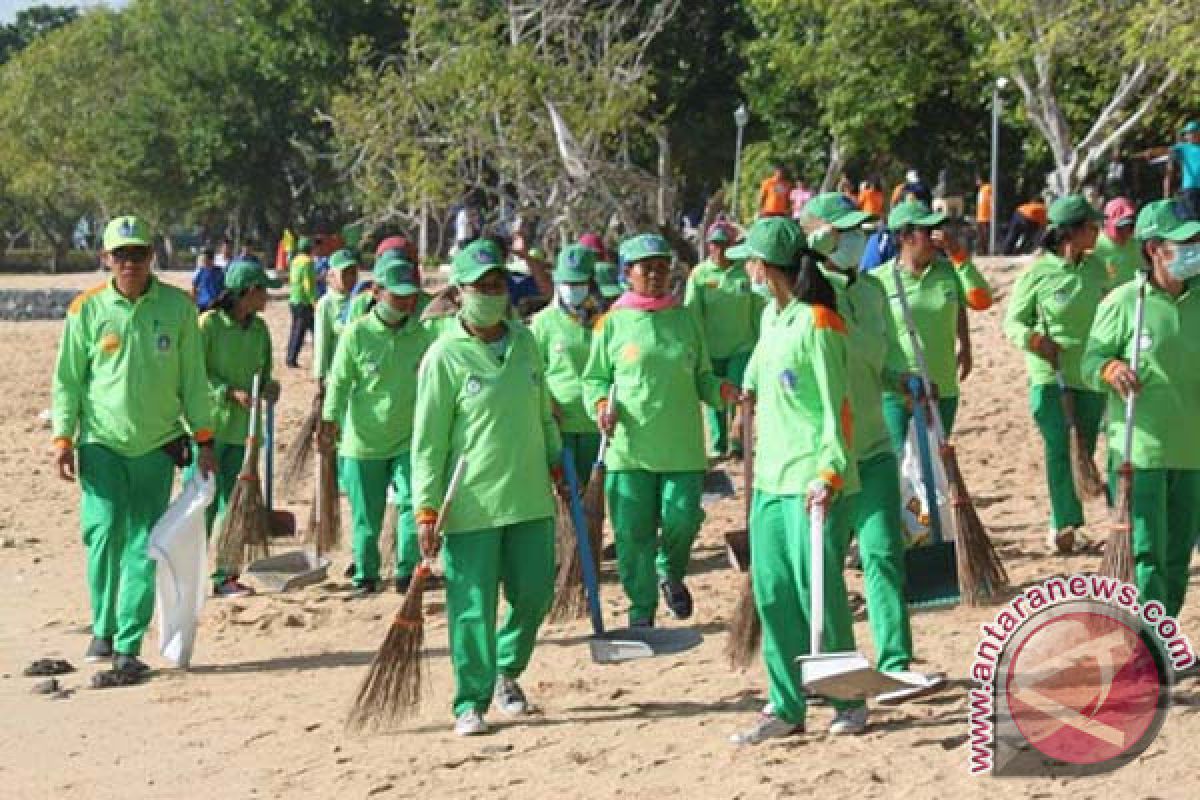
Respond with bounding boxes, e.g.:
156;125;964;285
791;249;839;313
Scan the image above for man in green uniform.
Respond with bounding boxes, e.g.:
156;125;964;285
1084;199;1200;616
313;248;360;387
286;237;317;367
412;240;562;736
323;256;434;596
52;215;215;680
684;222;764;459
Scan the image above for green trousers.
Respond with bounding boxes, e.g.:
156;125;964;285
183;441;244;585
562;432;602;487
1030;383;1105;531
751;491;862;725
78;443;175;656
606;470;705;622
342;453;418;585
706;352;750;456
836;451;913;672
882;392;959;456
1109;464;1200;618
442;518;556;717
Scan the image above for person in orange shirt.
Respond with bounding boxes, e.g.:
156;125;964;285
758;164;793;217
975;176;993;254
858;180;884;217
1002;195;1048;255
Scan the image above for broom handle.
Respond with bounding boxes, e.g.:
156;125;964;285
238;374;263;474
596;384;618;464
1121;272;1148;466
889;265;948;446
265;398;276;512
431;456;469;542
562;447;606;636
809;502;827;656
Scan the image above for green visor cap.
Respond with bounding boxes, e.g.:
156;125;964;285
804;192;875;229
594;261;622;297
887;199;946;231
451;239;506;285
1047;195;1103;228
618;233;672;264
225;258;283;291
726;216;806;266
329;248;360;271
553;244;596;283
375;253;421;296
1182;120;1200;135
103;216;152;251
297;236;313;252
1135;199;1200;242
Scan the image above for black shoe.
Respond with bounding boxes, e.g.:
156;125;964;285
601;542;617;561
395;575;412;594
350;580;380;598
85;637;113;663
344;563;357;580
113;654;150;676
659;579;693;620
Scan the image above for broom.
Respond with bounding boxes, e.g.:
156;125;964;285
582;386;618;570
215;375;271;573
347;456;468;732
308;420;342;554
548;489;588;622
1101;272;1147;583
1043;314;1105;500
890;269;1007;605
727;400;760;669
281;387;322;501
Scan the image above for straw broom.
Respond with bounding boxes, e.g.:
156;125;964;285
347;456;468;732
582;386;618;571
1057;370;1106;499
727;400;760;669
281;387;322;501
215;375;271;572
308;421;342;554
548;491;588;622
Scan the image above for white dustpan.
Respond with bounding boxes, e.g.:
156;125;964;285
798;502;911;701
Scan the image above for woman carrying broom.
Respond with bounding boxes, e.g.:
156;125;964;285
411;239;563;736
323;253;435;597
582;233;737;626
1004;195;1110;554
1083;199;1200;617
184;258;282;598
724;217;863;744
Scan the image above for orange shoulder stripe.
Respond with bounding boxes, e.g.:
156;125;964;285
840;396;854;451
67;283;108;315
812;305;847;333
591;311;611;332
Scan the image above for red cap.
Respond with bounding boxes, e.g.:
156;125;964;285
375;235;417;261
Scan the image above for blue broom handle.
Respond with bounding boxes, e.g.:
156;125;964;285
562;447;605;636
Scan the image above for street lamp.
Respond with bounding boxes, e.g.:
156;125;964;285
732;104;749;221
989;77;1009;255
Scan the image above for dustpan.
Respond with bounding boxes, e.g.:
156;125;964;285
244;548;330;592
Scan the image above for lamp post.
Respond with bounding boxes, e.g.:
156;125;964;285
989;77;1009;255
732;104;749;221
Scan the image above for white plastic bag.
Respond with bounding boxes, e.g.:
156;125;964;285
898;417;957;546
147;475;216;668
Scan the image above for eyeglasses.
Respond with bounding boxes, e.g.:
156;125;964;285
110;246;152;263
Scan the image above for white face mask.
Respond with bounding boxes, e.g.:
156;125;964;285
557;283;590;308
1167;242;1200;281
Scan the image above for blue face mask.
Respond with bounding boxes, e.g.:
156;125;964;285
1167;242;1200;281
557;283;590;308
808;226;837;256
830;229;867;270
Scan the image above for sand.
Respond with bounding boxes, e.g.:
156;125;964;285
2;261;1198;800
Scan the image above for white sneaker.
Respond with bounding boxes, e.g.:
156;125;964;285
493;675;529;715
1047;526;1075;554
828;706;868;735
730;713;803;746
454;710;489;736
875;670;947;705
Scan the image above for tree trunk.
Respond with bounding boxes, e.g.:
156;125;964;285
820;138;843;193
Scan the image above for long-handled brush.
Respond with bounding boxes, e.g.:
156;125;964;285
1101;272;1148;583
727;400;760;669
281;388;322;501
308;420;341;555
549;448;589;622
215;375;271;573
347;456;468;732
582;386;618;570
890;269;1007;605
1056;368;1106;500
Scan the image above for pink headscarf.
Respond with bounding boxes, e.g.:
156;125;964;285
611;291;678;312
1103;197;1136;239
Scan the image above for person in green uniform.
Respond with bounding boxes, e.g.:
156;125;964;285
800;194;944;696
873;199;994;453
1093;197;1141;288
1083;199;1200;617
186;258;282;597
1004;195;1109;554
52;215;216;680
530;244;604;482
684;222;764;459
593;260;624;309
323;256;434;596
412;239;562;736
313;248;360;387
582;233;737;625
725;216;864;744
286;237;317;367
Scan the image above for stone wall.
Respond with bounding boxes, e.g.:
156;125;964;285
0;289;81;321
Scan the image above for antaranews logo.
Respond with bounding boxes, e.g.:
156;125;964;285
968;574;1195;777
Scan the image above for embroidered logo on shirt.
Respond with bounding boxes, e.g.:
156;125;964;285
1053;288;1072;306
1138;333;1154;352
779;368;797;390
156;333;171;352
99;332;121;354
465;375;483;395
554;341;566;354
621;343;640;363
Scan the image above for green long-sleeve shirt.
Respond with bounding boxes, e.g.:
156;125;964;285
313;290;350;382
743;298;856;495
1092;233;1142;289
1003;252;1111;389
412;318;561;533
1082;278;1200;469
322;308;434;459
874;256;993;398
199;309;273;445
582;305;724;473
52;278;213;457
289;254;316;306
824;269;906;461
683;259;764;360
529;304;597;435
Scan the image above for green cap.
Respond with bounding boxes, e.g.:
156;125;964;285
618;233;671;264
887;199;945;231
1182;120;1200;135
296;237;313;252
451;239;506;285
1047;194;1103;228
726;217;806;266
1135;199;1200;242
553;244;596;283
329;248;360;271
375;253;420;296
102;216;152;251
594;261;622;298
804;192;874;229
224;258;283;292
